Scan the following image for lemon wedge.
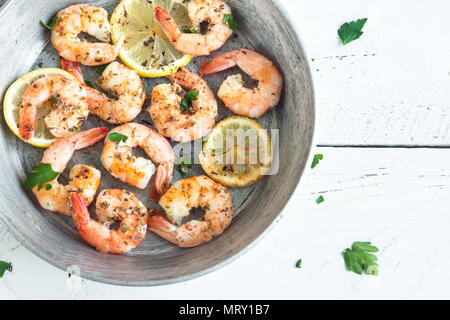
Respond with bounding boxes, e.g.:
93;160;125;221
111;0;192;77
199;116;273;188
3;68;76;148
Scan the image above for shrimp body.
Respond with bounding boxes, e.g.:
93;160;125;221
101;123;174;193
71;190;147;254
147;176;233;248
149;68;217;142
154;0;233;56
51;4;124;66
200;49;283;118
18;74;88;141
33;127;108;215
86;62;146;124
60;60;145;124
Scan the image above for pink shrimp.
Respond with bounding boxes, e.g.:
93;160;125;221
200;49;283;118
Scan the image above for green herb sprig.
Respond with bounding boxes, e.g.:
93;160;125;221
338;18;368;45
40;17;58;30
223;14;237;30
316;195;324;204
108;132;128;143
295;259;302;268
180;89;199;112
24;163;60;191
94;63;111;75
311;154;323;169
0;261;12;278
342;241;379;275
178;155;192;178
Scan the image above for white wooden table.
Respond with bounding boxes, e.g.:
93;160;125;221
1;0;450;299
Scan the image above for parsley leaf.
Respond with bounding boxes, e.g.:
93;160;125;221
178;155;192;178
342;241;379;275
40;17;58;30
311;154;323;169
94;63;110;75
85;80;94;88
24;163;60;191
180;89;199;112
0;261;12;278
108;132;128;143
338;18;368;45
316;195;325;204
295;259;302;268
182;27;200;34
223;14;237;30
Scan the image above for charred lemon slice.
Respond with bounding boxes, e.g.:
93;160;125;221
111;0;192;77
3;68;76;148
199;116;273;188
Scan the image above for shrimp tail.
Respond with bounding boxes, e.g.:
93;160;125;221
70;193;89;229
200;51;239;76
18;104;37;141
147;208;178;244
154;164;169;194
60;58;85;84
154;6;182;44
72;127;108;150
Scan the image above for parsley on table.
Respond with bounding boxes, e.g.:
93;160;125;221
0;261;12;278
311;154;323;169
316;195;324;204
338;18;368;45
94;63;110;75
295;259;302;268
223;14;237;30
40;17;58;30
108;132;128;143
180;89;199;112
178;155;192;178
24;163;60;191
342;241;379;275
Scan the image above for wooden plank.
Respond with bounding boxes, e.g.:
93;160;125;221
283;0;450;146
2;147;450;298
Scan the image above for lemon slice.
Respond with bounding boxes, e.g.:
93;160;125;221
199;116;273;188
3;68;76;148
111;0;192;77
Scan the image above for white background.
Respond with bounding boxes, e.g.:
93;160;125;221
1;0;450;299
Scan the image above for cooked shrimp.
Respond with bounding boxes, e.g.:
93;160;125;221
101;123;174;193
154;0;233;56
200;49;283;118
17;74;89;141
51;4;124;66
147;176;233;248
32;127;108;216
149;67;217;142
62;60;146;124
71;190;147;254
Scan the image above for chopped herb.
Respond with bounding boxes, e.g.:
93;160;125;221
178;155;192;178
311;154;323;169
0;261;12;278
342;241;379;275
108;132;128;143
180;89;199;112
311;58;315;62
182;27;200;34
295;259;302;268
40;17;58;30
85;80;94;88
24;163;60;191
223;14;237;30
316;195;324;204
338;18;368;45
94;63;110;75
